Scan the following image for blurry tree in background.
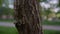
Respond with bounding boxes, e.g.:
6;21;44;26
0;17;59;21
45;8;52;19
0;0;59;20
40;0;60;20
56;10;60;19
0;0;4;7
0;0;4;18
0;0;14;19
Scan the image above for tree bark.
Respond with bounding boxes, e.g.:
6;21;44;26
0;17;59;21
58;0;60;7
14;0;43;34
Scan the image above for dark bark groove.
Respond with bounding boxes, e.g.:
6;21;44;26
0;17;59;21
14;0;42;34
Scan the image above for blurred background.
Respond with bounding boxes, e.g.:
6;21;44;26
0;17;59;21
0;0;60;34
0;0;14;22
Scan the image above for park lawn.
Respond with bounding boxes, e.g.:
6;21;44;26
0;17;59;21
42;20;60;25
0;26;60;34
0;26;18;34
0;19;14;22
44;30;60;34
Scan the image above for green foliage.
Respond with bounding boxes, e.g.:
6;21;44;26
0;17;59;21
37;0;40;2
56;11;60;19
0;0;9;7
0;7;14;15
4;0;9;8
0;0;4;7
9;9;14;15
0;0;3;5
45;8;52;16
40;0;47;2
38;0;47;2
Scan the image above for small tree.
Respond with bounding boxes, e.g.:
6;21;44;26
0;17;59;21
14;0;43;34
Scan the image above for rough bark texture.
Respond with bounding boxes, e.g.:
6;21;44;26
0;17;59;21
14;0;42;34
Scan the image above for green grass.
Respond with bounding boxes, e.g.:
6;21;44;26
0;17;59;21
42;20;60;25
44;30;60;34
0;19;14;22
0;26;60;34
0;26;18;34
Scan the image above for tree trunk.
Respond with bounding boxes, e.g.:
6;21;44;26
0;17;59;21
58;0;60;7
14;0;42;34
59;0;60;7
